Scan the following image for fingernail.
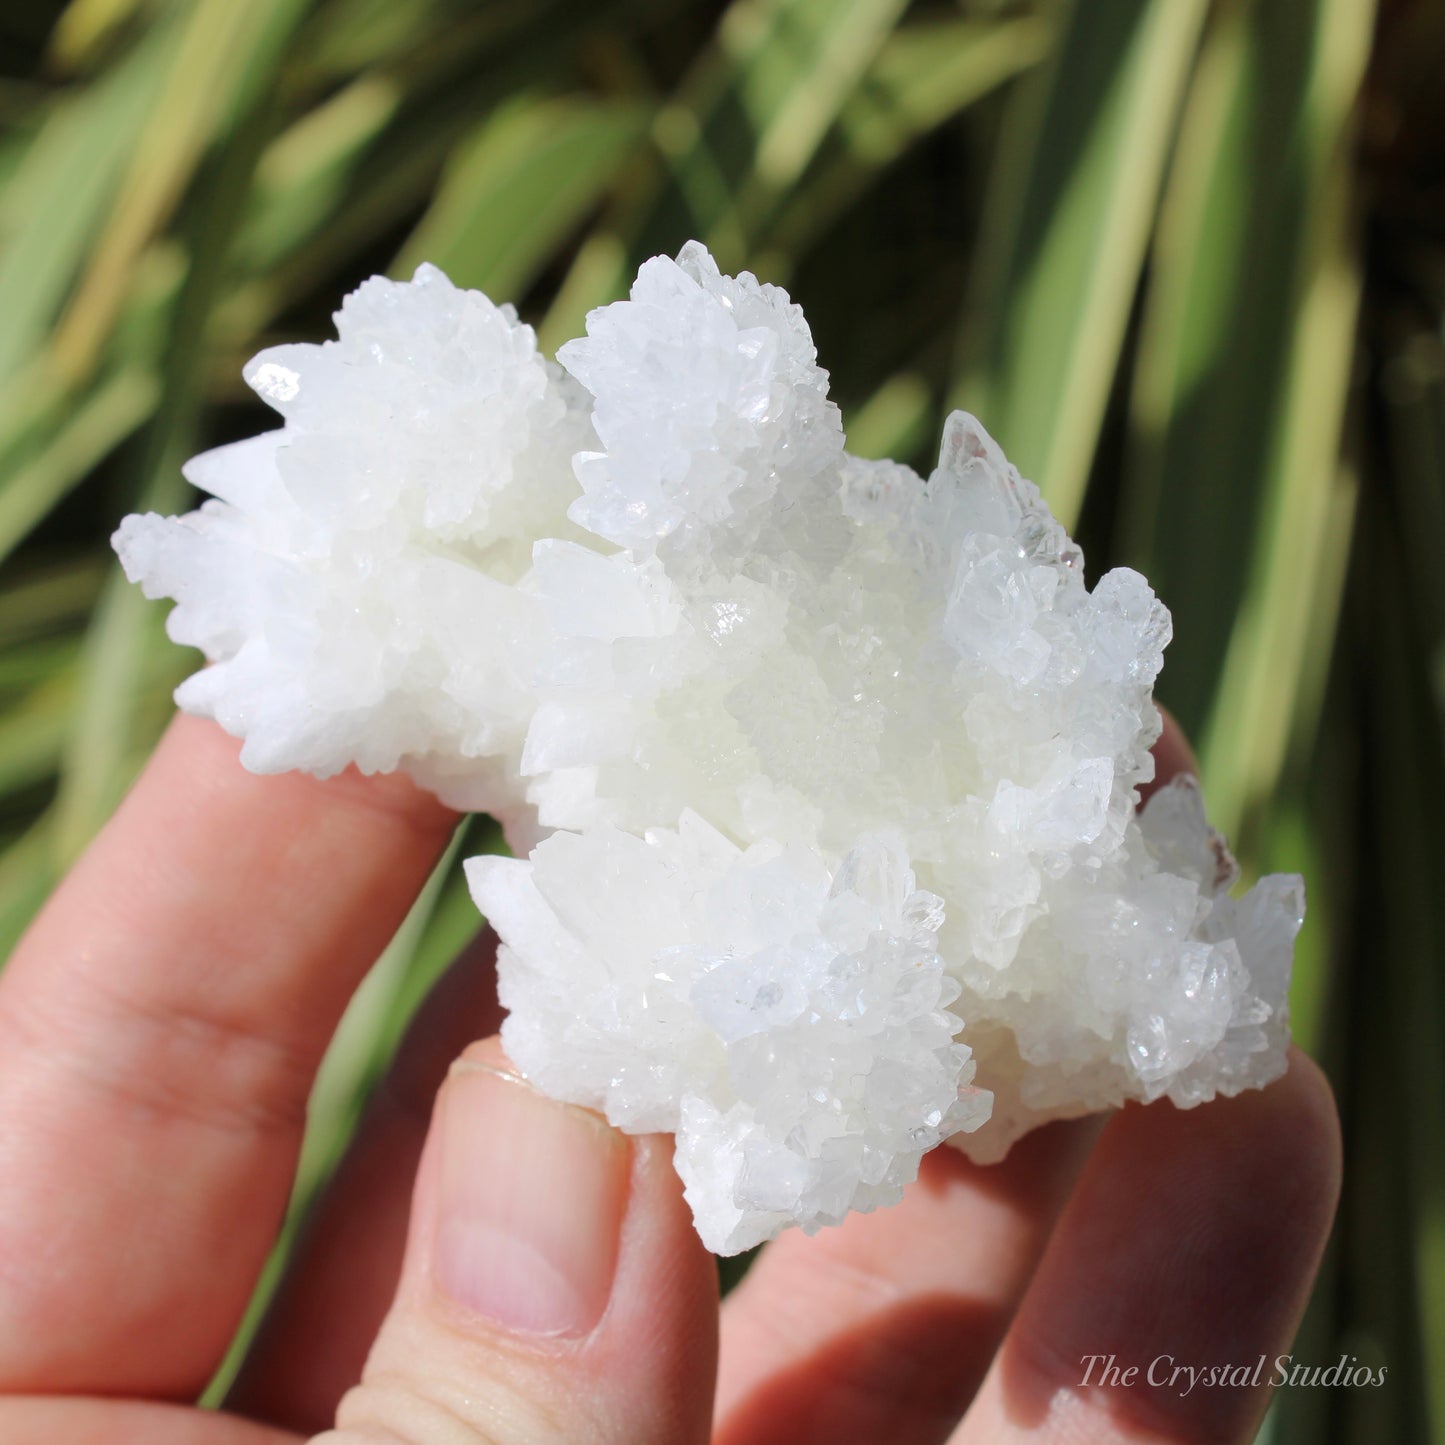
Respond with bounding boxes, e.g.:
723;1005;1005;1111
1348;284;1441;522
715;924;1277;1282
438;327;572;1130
434;1059;628;1336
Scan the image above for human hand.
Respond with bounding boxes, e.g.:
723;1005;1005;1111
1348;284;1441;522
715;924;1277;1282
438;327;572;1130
0;713;1339;1444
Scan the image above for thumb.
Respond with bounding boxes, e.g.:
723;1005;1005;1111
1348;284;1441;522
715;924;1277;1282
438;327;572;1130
316;1038;718;1445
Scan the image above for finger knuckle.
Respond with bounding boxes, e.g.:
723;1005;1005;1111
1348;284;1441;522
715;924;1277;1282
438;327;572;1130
322;1372;578;1445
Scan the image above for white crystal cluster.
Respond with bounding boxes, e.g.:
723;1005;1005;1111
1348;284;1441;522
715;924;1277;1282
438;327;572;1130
115;243;1303;1254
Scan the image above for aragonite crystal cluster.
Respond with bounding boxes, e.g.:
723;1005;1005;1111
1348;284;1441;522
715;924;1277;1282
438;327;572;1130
115;242;1303;1254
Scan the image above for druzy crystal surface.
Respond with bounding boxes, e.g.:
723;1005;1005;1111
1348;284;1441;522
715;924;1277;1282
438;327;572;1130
115;243;1303;1254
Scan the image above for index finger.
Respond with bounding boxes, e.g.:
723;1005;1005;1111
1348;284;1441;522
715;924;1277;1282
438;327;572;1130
0;714;458;1399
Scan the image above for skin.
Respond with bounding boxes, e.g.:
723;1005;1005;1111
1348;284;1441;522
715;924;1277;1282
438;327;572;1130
0;712;1340;1444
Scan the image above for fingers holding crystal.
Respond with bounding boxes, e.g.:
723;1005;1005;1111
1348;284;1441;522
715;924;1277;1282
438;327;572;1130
950;1047;1341;1444
0;1396;297;1444
709;709;1210;1445
714;1116;1103;1445
0;714;457;1396
317;1037;718;1445
227;931;504;1434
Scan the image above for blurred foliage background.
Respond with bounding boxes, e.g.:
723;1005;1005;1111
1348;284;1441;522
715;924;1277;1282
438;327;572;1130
0;0;1439;1437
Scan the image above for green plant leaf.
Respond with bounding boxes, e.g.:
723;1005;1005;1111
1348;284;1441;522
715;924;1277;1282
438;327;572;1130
1115;0;1374;831
0;367;159;570
843;371;931;462
0;666;78;797
0;555;106;652
233;74;404;279
0;13;177;386
542;0;921;340
48;0;312;385
394;94;649;301
764;15;1054;260
952;0;1209;529
0;811;56;960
